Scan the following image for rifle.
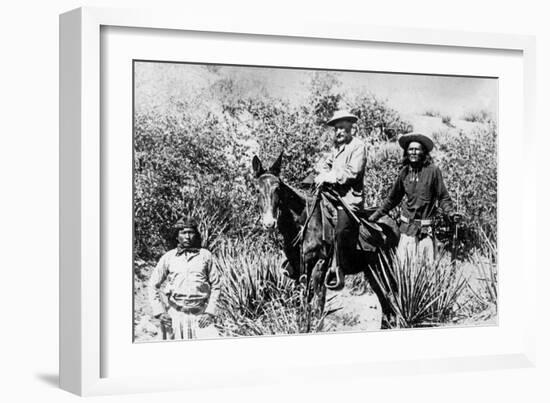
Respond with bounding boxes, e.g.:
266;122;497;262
451;184;462;266
157;289;174;340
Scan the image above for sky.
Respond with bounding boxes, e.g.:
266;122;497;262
135;62;498;120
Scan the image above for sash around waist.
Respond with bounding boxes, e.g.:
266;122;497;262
168;294;208;309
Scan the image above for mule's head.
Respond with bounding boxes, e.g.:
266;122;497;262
252;153;283;230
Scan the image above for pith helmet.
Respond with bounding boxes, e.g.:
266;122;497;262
327;110;359;126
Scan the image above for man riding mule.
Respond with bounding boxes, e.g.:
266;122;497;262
314;110;368;291
251;111;400;324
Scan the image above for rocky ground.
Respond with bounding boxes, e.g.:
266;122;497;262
134;257;496;342
134;269;384;342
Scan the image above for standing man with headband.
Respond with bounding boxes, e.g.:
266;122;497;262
148;217;221;340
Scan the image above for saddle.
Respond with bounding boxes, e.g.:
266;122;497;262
318;190;399;291
292;182;399;290
319;197;399;253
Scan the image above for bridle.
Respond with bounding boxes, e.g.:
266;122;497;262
257;173;282;225
257;172;321;286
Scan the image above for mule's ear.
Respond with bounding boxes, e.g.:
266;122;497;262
269;152;284;176
252;155;264;177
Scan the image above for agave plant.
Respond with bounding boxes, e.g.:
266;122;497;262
215;238;336;336
371;251;467;328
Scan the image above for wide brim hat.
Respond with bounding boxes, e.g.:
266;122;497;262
398;132;434;153
327;110;358;126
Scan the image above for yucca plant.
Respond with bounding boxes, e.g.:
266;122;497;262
252;288;336;335
215;238;334;336
371;251;467;328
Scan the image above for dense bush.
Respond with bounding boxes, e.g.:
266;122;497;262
134;111;259;260
435;122;498;256
134;68;497;262
350;94;412;143
134;73;416;261
363;142;403;211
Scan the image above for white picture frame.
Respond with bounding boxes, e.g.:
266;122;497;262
59;6;537;396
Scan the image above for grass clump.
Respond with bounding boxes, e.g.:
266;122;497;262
423;109;441;118
441;115;454;127
461;109;492;123
460;228;498;322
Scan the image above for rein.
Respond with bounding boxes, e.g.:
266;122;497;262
291;187;321;247
298;188;323;284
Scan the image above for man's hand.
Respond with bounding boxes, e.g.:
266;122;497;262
314;172;336;185
314;173;326;185
198;313;215;328
156;312;172;327
368;211;383;222
451;212;464;223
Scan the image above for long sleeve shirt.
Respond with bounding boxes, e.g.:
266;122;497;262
376;163;453;236
320;136;367;211
148;248;220;317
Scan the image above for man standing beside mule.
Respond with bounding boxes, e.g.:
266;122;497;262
369;133;460;264
148;217;220;340
314;110;367;289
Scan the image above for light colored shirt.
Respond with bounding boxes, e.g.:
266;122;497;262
148;248;221;317
320;136;367;210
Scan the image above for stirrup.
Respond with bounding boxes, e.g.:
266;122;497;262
324;265;345;291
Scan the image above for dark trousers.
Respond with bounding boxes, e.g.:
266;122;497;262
335;208;359;270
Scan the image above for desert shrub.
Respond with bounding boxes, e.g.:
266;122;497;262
134;67;417;261
307;71;343;126
134;66;495;263
461;109;493;123
436;122;497;257
238;98;331;186
423;109;441;118
134;111;259;260
441;115;453;127
350;94;413;143
363;142;403;212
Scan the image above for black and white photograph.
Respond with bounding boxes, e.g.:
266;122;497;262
132;61;498;342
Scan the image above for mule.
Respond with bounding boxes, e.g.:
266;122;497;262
252;153;399;323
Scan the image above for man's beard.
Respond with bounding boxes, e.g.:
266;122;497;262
334;136;352;147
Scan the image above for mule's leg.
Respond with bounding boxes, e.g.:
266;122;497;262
310;259;327;314
363;257;396;327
